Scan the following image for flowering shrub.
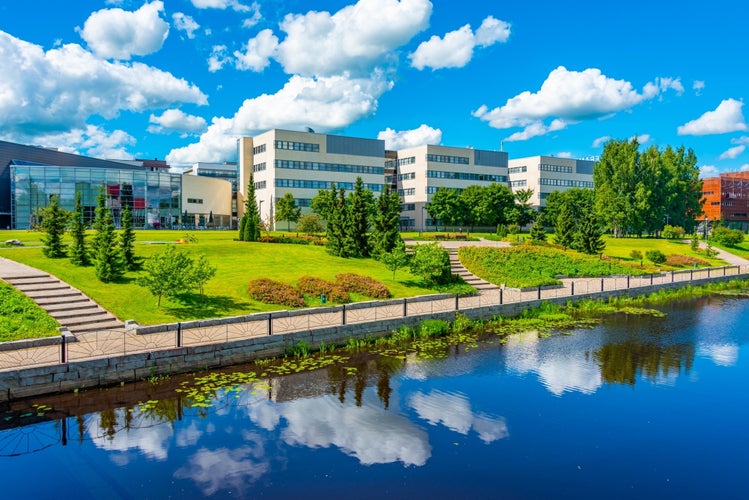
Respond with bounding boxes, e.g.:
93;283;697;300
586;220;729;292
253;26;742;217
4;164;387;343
335;273;391;299
297;276;350;303
247;278;305;307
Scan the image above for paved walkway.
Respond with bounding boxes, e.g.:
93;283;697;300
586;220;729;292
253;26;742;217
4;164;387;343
0;257;124;334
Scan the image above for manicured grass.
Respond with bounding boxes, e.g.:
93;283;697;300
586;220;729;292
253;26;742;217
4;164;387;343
0;281;59;341
0;230;434;325
709;238;749;260
600;235;726;266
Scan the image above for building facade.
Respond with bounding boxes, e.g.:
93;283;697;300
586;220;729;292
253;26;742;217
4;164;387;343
238;130;386;228
701;172;749;231
183;162;238;226
390;145;508;230
507;155;595;208
181;174;233;229
1;139;224;230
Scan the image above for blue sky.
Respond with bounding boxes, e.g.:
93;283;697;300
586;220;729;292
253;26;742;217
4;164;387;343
1;0;746;177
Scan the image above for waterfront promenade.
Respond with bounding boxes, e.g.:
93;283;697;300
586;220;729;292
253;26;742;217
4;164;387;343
1;240;748;401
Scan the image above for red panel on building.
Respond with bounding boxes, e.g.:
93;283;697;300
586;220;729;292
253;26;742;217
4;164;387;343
701;172;749;227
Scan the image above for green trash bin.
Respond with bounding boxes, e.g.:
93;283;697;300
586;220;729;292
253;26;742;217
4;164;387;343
321;294;326;304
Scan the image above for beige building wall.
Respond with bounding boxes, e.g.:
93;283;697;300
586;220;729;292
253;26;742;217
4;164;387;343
239;129;385;229
181;174;232;227
507;155;595;208
395;144;508;230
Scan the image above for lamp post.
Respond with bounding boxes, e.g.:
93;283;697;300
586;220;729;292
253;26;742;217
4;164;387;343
704;216;708;240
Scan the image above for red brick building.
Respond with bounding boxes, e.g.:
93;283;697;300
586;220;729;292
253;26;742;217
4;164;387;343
701;171;749;231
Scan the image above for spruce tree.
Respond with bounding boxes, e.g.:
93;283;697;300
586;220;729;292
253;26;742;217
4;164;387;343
371;186;403;259
576;215;606;255
326;186;350;257
120;202;137;270
69;191;90;266
554;202;576;249
241;173;260;241
41;194;68;258
348;177;373;257
92;189;123;282
530;213;546;244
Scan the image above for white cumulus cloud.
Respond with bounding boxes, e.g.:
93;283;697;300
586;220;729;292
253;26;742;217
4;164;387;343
78;1;169;60
234;29;279;71
208;45;230;72
474;66;681;142
173;12;200;39
592;135;611;148
378;124;442;149
191;0;251;12
241;2;262;28
148;109;207;134
410;15;510;70
693;80;705;95
21;125;137;160
677;99;748;136
272;0;432;77
719;145;746;160
167;73;392;164
699;165;719;178
0;31;206;139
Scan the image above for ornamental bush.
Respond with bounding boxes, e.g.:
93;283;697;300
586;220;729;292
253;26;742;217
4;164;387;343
665;254;710;267
662;224;686;239
335;273;391;299
712;226;745;247
297;276;350;303
645;249;667;265
247;278;305;307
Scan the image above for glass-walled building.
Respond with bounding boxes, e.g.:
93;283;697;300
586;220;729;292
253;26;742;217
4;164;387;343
10;162;182;230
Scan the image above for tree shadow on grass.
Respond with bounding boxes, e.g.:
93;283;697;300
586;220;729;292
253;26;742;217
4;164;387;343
161;293;254;320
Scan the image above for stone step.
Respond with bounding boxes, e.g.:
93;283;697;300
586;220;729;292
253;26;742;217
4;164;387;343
2;273;50;281
70;321;125;334
34;296;90;306
25;290;83;300
43;302;100;312
4;277;58;286
15;283;70;292
60;314;120;328
51;309;109;321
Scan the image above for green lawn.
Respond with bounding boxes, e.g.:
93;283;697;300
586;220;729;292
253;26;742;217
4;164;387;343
709;238;749;260
0;229;434;325
0;281;59;340
600;235;727;266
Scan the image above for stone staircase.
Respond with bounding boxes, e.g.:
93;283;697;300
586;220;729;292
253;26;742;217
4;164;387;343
3;273;124;334
446;248;498;293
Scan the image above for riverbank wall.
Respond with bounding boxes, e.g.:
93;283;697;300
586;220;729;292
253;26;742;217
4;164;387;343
2;271;747;402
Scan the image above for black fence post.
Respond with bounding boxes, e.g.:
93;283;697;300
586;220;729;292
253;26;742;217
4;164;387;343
455;295;459;311
500;288;503;305
403;298;408;317
342;304;347;325
650;274;653;286
671;271;674;283
537;285;541;300
600;278;604;292
177;322;182;347
627;275;630;288
690;269;693;281
268;316;272;336
708;268;711;278
571;281;575;296
60;332;66;364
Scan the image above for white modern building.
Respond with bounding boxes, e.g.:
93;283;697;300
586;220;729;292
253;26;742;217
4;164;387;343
392;145;508;230
507;155;595;208
238;129;386;228
183;162;239;224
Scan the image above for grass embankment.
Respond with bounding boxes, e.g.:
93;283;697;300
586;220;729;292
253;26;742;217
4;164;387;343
0;281;59;341
458;245;653;288
601;235;726;266
0;230;435;325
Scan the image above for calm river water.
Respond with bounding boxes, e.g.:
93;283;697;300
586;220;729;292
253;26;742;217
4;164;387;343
2;296;749;499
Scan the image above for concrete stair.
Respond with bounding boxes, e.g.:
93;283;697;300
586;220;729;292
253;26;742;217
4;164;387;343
2;273;125;334
447;249;499;293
